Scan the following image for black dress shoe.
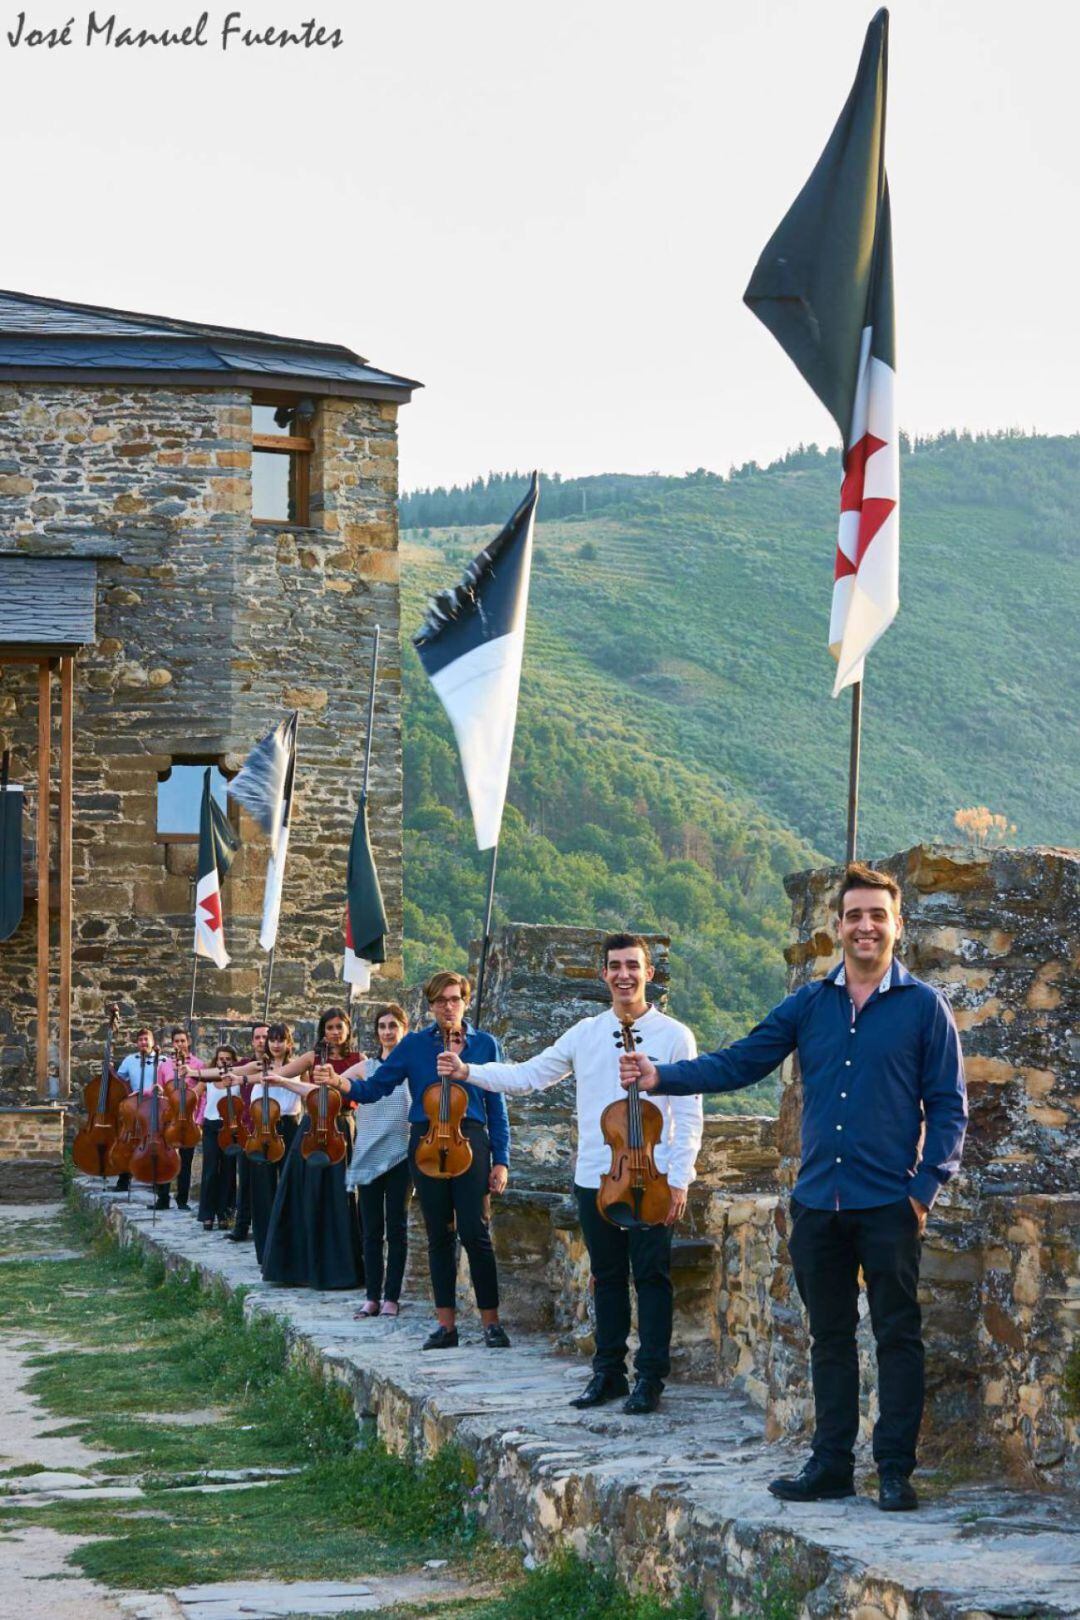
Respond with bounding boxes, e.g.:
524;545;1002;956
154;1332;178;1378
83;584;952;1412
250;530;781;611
483;1323;511;1348
768;1457;855;1502
570;1372;630;1409
153;1194;170;1212
225;1229;251;1243
623;1377;663;1415
422;1326;460;1351
879;1471;918;1511
174;1201;190;1211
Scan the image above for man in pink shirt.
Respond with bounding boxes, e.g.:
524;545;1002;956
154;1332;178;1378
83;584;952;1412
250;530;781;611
158;1027;207;1211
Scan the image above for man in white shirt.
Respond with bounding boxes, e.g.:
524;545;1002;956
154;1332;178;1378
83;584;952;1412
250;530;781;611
438;932;703;1414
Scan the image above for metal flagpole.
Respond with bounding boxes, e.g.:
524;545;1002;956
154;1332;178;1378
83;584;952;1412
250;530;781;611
845;679;863;863
473;842;499;1030
362;626;381;800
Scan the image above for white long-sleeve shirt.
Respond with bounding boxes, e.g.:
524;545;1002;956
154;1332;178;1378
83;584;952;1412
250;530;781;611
465;1005;704;1191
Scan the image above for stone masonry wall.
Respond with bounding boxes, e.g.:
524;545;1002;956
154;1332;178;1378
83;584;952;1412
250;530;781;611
0;383;403;1094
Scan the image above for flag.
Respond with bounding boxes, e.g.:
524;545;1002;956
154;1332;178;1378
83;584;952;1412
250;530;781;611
229;714;295;855
257;712;298;951
194;769;239;969
744;8;897;695
343;793;387;994
414;473;539;849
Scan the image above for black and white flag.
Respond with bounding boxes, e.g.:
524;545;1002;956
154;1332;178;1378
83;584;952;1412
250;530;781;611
413;473;539;850
229;711;299;952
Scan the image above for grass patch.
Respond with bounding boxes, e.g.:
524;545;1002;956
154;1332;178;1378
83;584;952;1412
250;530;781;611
469;1550;703;1620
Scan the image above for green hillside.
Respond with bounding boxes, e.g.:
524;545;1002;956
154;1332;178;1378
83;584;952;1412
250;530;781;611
399;432;1079;1093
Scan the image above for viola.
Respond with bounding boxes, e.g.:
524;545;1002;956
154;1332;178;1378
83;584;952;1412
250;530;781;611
129;1078;181;1188
107;1050;160;1176
414;1023;473;1180
246;1056;285;1164
72;1004;125;1180
597;1017;670;1229
217;1077;250;1156
165;1059;201;1152
302;1041;345;1165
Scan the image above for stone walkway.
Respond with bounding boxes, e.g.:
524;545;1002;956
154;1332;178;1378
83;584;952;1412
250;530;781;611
76;1181;1080;1620
0;1202;490;1620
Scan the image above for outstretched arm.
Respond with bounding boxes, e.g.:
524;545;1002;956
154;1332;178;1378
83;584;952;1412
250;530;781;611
622;993;802;1096
438;1028;577;1095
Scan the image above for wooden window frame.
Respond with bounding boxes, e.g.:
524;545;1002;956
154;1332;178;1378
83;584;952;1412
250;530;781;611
252;392;314;527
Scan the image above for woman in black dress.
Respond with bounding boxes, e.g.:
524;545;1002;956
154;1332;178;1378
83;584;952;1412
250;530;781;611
260;1008;364;1290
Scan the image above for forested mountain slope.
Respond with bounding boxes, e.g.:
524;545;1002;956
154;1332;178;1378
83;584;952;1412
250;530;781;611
399;432;1078;1087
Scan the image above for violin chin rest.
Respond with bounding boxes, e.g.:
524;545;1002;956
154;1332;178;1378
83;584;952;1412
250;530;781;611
304;1148;331;1168
601;1201;643;1229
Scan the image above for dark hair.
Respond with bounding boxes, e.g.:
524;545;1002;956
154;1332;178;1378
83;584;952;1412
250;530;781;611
251;1021;270;1037
833;862;902;916
602;932;652;969
214;1044;239;1068
171;1027;189;1041
373;1003;409;1041
135;1026;155;1041
316;1007;352;1052
424;970;471;1005
266;1021;294;1056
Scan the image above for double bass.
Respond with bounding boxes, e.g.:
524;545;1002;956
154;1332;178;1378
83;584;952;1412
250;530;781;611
108;1048;160;1177
597;1017;670;1228
302;1041;345;1165
129;1072;180;1189
72;1004;124;1180
414;1022;472;1180
246;1055;285;1164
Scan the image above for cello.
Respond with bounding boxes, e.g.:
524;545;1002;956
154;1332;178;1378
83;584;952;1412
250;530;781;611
414;1021;472;1180
246;1054;285;1164
72;1004;124;1180
597;1017;670;1228
108;1048;160;1177
129;1071;180;1190
302;1041;346;1165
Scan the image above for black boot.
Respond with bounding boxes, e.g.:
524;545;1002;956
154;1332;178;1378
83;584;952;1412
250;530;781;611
225;1228;252;1243
878;1470;918;1512
623;1377;663;1415
422;1325;460;1351
153;1190;170;1212
569;1372;629;1409
768;1457;855;1502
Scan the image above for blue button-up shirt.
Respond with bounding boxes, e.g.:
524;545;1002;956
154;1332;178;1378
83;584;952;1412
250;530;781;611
653;960;966;1210
344;1022;511;1168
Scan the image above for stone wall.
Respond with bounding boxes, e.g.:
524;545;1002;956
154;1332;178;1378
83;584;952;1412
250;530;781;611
0;1104;66;1200
0;384;403;1095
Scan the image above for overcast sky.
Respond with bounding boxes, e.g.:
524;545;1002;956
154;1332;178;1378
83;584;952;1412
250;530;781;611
2;0;1076;490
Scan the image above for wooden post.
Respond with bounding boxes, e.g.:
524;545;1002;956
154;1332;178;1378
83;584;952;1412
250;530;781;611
59;656;73;1098
36;661;51;1096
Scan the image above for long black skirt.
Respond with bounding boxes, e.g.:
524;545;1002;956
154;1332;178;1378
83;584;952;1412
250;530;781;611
248;1114;300;1265
261;1114;362;1290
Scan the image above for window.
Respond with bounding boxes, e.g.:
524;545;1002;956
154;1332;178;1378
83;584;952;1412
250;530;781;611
157;763;229;840
252;396;315;524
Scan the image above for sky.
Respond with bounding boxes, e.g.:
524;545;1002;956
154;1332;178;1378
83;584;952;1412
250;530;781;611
1;0;1077;491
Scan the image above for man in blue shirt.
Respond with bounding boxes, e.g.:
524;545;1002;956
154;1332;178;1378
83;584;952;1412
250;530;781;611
621;863;967;1512
330;969;512;1352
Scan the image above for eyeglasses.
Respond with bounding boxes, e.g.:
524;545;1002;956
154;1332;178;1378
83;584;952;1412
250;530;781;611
431;995;464;1008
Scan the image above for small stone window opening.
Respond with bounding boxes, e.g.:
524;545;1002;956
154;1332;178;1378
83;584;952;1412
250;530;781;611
252;396;315;525
156;762;230;843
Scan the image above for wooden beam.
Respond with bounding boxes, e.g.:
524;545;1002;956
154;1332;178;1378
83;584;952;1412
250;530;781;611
36;661;51;1097
58;656;73;1099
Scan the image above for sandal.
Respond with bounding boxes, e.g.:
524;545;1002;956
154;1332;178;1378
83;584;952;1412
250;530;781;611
379;1300;400;1318
354;1300;380;1318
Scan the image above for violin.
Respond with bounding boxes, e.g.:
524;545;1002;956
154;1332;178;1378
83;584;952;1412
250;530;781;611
165;1056;201;1152
108;1049;159;1176
129;1076;181;1188
216;1075;250;1157
246;1055;285;1164
302;1041;345;1165
414;1022;473;1180
597;1017;670;1229
72;1004;124;1179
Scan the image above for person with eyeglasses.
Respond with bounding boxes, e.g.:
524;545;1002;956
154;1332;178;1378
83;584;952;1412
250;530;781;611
331;970;511;1351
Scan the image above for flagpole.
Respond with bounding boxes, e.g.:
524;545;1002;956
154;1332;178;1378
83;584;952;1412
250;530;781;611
362;626;381;799
473;842;498;1030
262;714;299;1022
846;679;863;863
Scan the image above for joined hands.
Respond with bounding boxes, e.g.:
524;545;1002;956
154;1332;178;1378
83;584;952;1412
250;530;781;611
618;1051;660;1091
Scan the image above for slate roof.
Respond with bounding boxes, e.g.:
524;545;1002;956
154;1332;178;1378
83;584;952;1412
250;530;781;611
0;290;420;402
0;557;97;651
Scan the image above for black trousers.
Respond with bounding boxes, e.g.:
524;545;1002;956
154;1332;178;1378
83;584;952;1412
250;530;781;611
198;1121;237;1223
575;1184;673;1383
357;1157;411;1304
175;1146;195;1207
234;1149;252;1232
409;1120;498;1311
788;1197;924;1477
249;1114;300;1263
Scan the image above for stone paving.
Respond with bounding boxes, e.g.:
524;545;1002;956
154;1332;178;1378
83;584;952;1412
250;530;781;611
80;1180;1080;1620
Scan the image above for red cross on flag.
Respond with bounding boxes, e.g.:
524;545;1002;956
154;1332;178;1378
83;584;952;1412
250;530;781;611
194;769;239;970
745;8;898;695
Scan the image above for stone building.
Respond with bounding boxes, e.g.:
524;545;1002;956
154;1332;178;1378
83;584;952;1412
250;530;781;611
0;288;418;1106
